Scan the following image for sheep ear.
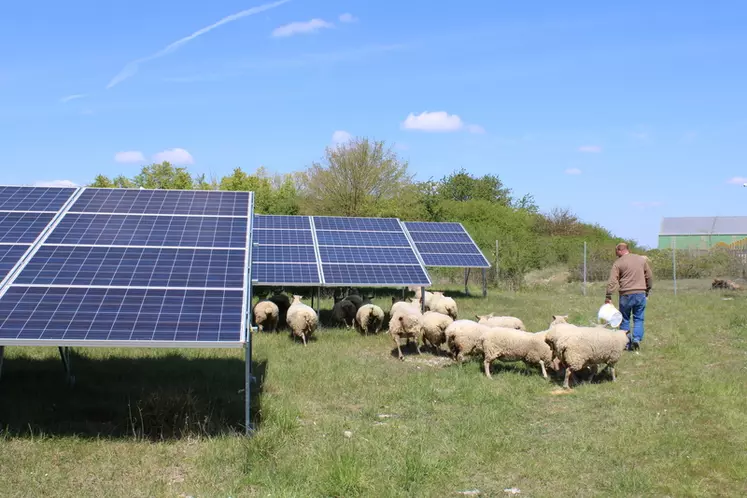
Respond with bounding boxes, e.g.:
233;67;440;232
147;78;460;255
552;315;557;320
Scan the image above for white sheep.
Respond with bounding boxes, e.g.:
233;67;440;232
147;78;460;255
445;320;493;363
420;311;454;353
475;313;526;330
253;300;279;332
410;287;435;309
554;326;629;389
479;326;554;379
391;298;422;317
430;292;458;319
355;304;385;335
286;295;318;346
388;311;423;360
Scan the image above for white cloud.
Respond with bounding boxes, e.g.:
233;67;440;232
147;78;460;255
401;111;465;132
564;168;582;175
114;151;146;164
578;145;602;153
152;148;194;165
60;94;85;103
727;177;747;185
339;13;358;23
33;180;78;188
631;201;663;208
331;130;352;145
107;0;291;88
272;18;334;37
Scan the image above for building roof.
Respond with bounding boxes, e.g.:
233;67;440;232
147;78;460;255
660;216;747;235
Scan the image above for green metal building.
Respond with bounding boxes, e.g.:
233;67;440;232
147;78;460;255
658;216;747;250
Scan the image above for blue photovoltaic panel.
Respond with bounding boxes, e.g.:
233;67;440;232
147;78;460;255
45;214;247;248
313;215;431;286
315;230;410;247
0;186;77;212
322;264;430;285
0;245;29;282
408;231;473;243
252;229;314;246
253;215;311;230
319;246;420;264
314;216;401;231
252;245;317;263
414;242;482;254
0;188;253;346
14;246;245;288
251;263;320;284
69;189;249;216
404;221;490;268
0;287;243;343
0;212;56;244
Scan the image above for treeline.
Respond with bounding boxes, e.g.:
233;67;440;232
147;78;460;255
91;137;635;287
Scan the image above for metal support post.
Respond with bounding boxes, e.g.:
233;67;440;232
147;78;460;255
420;286;426;313
583;241;587;296
0;346;5;381
58;346;74;386
481;268;487;297
464;268;471;296
244;340;254;435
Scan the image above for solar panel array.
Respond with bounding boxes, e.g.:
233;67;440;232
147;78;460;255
251;215;321;285
0;186;78;287
0;188;253;347
403;221;491;268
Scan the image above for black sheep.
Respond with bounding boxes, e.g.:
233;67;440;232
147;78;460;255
332;298;357;328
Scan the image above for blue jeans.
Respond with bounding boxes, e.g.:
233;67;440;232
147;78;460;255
619;293;646;345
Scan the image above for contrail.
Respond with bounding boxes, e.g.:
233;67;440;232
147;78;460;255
107;0;291;89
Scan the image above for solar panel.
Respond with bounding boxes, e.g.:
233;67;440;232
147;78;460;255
403;221;491;268
251;215;321;286
0;245;29;282
0;186;78;212
0;188;253;347
0;212;56;244
313;216;431;287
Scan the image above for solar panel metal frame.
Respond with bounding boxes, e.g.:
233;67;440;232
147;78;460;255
313;215;432;288
0;186;80;291
0;187;254;349
403;221;491;268
250;215;323;286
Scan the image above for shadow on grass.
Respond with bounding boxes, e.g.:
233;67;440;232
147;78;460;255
0;351;266;441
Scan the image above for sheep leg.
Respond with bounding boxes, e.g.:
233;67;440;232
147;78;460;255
563;368;573;389
302;333;307;346
539;360;548;379
483;358;492;378
392;333;404;360
609;365;616;381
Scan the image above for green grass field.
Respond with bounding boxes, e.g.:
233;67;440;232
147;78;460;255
1;279;746;497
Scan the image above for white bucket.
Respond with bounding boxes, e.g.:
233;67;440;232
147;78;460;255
598;303;623;328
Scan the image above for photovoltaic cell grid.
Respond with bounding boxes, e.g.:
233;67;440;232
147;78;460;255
0;188;252;346
251;215;320;285
0;186;78;287
313;216;431;286
403;221;490;268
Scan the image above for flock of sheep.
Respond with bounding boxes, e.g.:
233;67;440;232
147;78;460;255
253;287;631;389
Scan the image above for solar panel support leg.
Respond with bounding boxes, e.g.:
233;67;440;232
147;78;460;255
244;342;254;435
316;287;321;329
0;346;5;381
464;268;471;296
420;287;426;313
58;347;74;386
482;268;487;298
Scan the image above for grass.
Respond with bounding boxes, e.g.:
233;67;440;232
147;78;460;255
1;279;746;497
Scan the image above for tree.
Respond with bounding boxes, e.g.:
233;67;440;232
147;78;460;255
133;162;194;190
89;174;114;188
268;174;301;215
438;168;512;205
301;137;414;217
219;167;273;213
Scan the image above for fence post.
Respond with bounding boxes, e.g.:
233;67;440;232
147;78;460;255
494;240;500;284
583;241;587;296
672;236;677;296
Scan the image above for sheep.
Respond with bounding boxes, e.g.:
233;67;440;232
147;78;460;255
420;311;454;353
343;293;365;310
430;292;458;319
479;326;554;379
445;320;493;363
253;300;279;332
268;293;291;329
553;326;630;389
286;295;318;346
410;287;436;309
391;297;422;317
476;313;526;330
354;304;385;335
388;311;423;360
332;297;357;328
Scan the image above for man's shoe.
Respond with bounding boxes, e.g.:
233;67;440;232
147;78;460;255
631;341;640;352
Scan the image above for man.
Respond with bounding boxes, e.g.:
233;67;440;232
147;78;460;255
605;242;653;351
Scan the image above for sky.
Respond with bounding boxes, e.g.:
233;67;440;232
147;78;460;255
2;0;747;248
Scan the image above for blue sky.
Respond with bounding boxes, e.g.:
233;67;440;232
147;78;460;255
2;0;747;248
